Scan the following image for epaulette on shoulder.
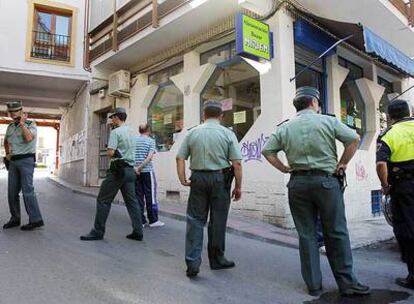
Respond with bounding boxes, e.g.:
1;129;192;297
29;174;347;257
276;119;289;127
187;125;198;131
322;113;336;117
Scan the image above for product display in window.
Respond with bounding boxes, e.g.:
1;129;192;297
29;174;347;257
201;60;261;141
148;84;184;151
340;81;366;136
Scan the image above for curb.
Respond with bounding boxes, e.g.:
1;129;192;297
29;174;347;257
47;177;299;249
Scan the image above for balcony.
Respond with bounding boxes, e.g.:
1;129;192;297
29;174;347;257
87;0;193;64
389;0;414;25
31;31;71;62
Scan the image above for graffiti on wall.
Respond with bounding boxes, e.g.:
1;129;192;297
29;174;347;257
240;133;269;162
355;160;368;181
60;130;86;164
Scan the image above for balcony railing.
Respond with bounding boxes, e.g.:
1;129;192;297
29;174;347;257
87;0;193;64
389;0;414;25
31;31;71;62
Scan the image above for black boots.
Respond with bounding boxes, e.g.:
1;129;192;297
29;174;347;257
209;255;236;270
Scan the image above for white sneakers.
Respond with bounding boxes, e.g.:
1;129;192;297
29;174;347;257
149;220;165;228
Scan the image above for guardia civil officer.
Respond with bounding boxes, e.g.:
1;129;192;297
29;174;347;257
262;87;370;297
176;100;243;278
376;99;414;290
80;108;143;241
3;101;44;231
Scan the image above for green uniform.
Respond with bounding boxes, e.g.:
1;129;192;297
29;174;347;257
177;119;242;269
262;109;360;292
5;120;43;224
6;121;37;155
91;124;143;237
107;125;136;166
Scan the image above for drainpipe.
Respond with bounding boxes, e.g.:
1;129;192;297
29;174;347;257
83;83;90;186
83;0;91;72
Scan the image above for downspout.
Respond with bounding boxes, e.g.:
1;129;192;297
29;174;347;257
83;83;90;186
83;0;91;72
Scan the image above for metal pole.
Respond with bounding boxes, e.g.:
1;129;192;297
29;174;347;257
390;84;414;102
152;0;159;28
112;0;118;51
290;33;355;82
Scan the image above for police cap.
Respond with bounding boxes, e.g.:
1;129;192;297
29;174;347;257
6;101;23;112
109;107;127;118
295;86;320;101
203;100;222;112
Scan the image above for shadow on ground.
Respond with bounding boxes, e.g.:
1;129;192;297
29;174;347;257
303;289;412;304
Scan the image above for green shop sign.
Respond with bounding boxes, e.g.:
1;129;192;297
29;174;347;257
236;14;273;61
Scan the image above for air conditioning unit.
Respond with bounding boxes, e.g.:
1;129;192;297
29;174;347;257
108;70;131;97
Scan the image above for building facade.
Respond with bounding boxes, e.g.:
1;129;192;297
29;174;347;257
58;0;414;227
0;0;89;175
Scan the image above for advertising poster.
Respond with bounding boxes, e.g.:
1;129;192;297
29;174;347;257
234;111;246;124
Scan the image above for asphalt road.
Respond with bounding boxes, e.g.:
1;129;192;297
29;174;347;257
0;171;413;304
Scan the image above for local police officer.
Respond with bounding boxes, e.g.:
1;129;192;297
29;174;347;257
3;101;44;231
376;99;414;290
262;87;370;297
176;100;243;277
80;107;143;241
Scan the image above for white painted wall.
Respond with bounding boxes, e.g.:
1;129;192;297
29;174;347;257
0;0;88;79
80;2;414;227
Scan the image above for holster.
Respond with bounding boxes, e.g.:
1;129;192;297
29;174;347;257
109;159;127;178
3;157;9;171
223;167;235;189
333;168;347;193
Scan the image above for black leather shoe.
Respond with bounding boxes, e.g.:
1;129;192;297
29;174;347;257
21;220;44;231
126;231;143;241
186;267;199;278
308;287;323;297
395;277;414;290
340;283;371;297
3;220;20;229
80;231;103;241
210;256;236;270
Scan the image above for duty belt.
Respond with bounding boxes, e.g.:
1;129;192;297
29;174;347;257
10;153;36;161
192;167;231;173
291;170;331;176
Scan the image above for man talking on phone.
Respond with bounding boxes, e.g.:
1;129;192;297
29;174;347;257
3;101;44;231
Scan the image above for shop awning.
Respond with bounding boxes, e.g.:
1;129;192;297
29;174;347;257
303;15;414;77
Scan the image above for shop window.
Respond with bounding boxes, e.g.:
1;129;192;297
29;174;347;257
31;4;73;62
294;46;326;112
338;57;366;137
148;83;184;151
295;63;325;112
148;63;183;86
377;77;394;130
200;42;236;65
201;59;261;141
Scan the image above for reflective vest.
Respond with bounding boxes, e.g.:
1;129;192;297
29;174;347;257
381;118;414;163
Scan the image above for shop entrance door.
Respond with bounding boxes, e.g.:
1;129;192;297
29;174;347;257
98;112;110;178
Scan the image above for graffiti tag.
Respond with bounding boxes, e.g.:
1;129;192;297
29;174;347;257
241;134;269;163
355;160;368;181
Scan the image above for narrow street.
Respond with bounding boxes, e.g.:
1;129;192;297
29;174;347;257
0;171;412;304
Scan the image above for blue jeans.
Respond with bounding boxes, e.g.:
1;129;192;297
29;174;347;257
8;157;43;223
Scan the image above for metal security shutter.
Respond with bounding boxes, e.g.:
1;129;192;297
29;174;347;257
294;45;323;72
